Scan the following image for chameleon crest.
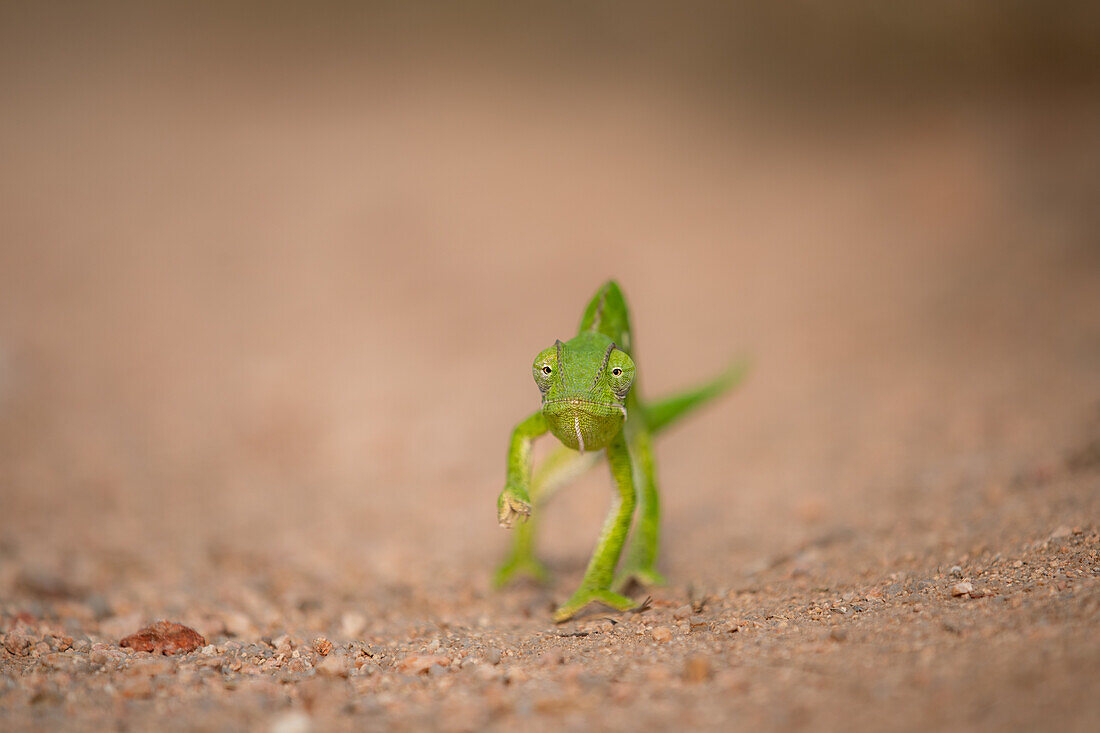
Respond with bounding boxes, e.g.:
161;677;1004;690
495;281;745;622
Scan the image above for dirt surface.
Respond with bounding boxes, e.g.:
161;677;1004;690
2;8;1100;732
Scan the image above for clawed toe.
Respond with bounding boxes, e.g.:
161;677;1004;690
552;588;640;623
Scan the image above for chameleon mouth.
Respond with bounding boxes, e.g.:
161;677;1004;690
543;397;626;419
542;397;627;453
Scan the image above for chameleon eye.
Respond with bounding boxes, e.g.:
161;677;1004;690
542;365;552;374
611;368;622;376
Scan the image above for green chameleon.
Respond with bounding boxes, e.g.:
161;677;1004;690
495;280;746;622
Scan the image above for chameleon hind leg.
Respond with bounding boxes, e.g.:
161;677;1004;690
553;431;639;622
493;446;600;587
612;361;748;592
613;425;667;591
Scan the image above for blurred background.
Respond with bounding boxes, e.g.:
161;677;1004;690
1;0;1098;632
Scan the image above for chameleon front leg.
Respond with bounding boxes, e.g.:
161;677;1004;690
613;425;667;591
552;430;639;623
496;411;548;528
494;446;601;587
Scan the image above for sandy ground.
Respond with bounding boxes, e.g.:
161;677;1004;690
2;11;1100;732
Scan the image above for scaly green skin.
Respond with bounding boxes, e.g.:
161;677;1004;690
496;281;746;622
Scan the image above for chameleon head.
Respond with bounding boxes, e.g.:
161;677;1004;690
532;331;636;453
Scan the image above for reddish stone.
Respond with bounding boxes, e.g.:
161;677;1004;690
120;621;206;655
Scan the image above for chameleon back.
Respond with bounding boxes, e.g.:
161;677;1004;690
578;281;634;355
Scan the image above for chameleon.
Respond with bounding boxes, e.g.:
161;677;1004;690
495;280;746;622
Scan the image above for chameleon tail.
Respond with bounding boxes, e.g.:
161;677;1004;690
644;358;749;435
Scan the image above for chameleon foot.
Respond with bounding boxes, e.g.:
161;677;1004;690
552;588;639;623
492;553;551;588
612;565;667;593
497;487;531;528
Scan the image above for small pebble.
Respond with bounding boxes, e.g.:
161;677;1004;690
3;632;33;656
672;604;694;620
651;627;672;643
120;621;205;655
290;657;314;673
950;582;974;597
312;637;332;656
47;634;73;652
